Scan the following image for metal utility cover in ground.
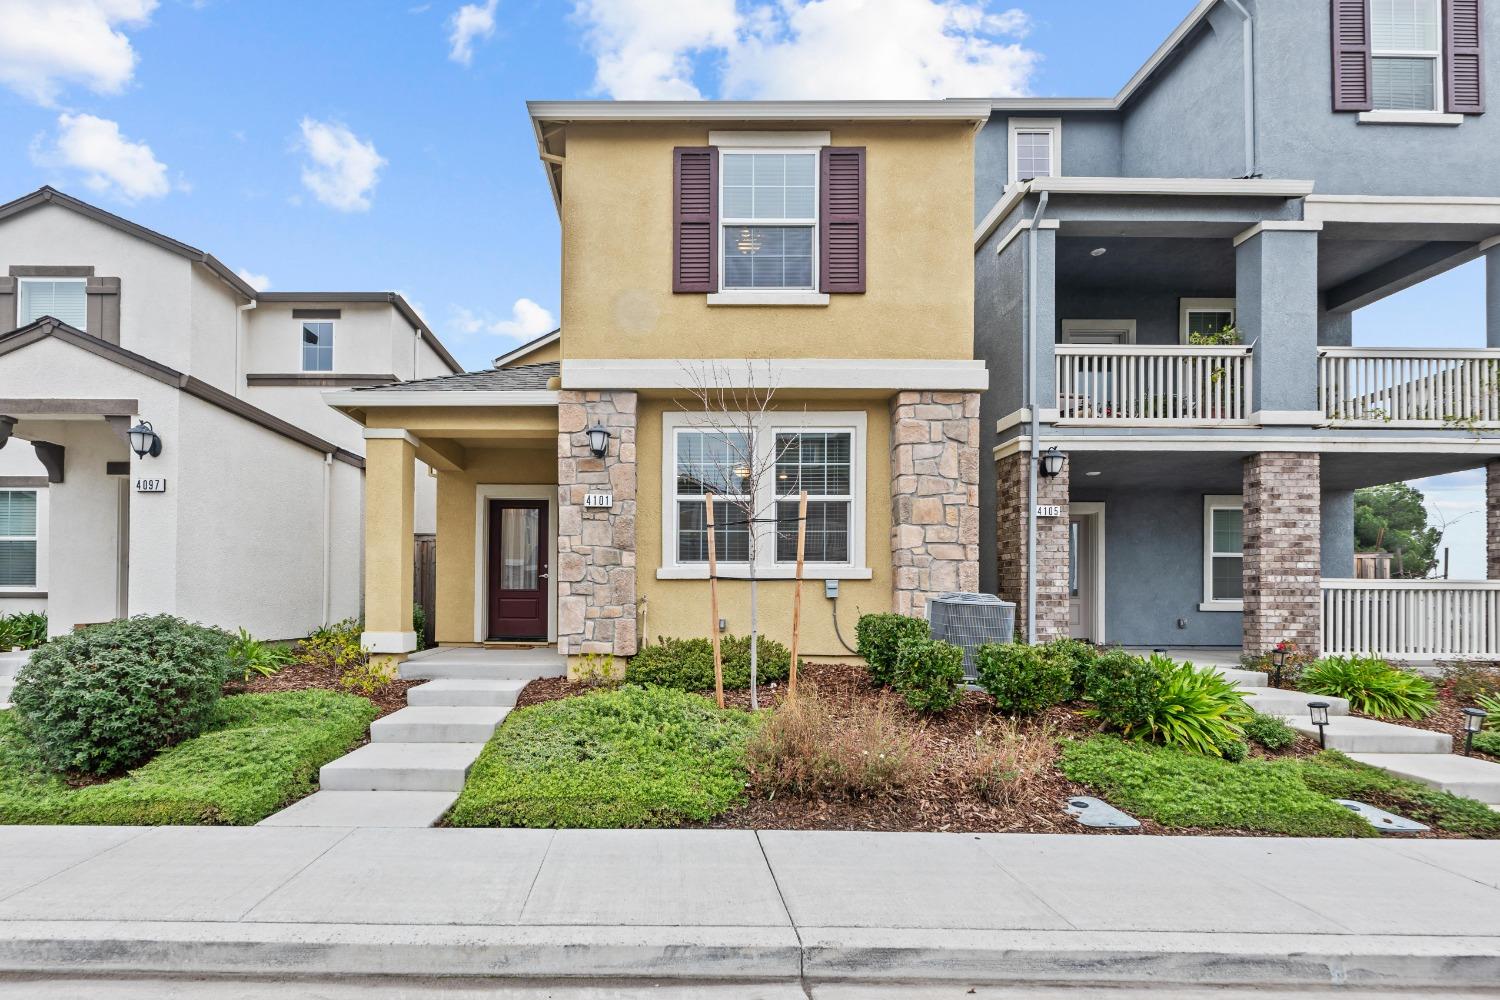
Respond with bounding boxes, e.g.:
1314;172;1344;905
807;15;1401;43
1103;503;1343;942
1336;799;1429;834
1066;796;1140;829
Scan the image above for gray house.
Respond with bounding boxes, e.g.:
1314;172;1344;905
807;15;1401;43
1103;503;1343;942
975;0;1499;661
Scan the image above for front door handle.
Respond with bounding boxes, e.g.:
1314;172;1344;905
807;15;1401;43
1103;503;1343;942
538;572;549;579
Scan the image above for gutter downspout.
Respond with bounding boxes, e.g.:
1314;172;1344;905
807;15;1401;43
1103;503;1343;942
1221;0;1258;178
322;453;334;627
235;299;257;398
1025;190;1049;645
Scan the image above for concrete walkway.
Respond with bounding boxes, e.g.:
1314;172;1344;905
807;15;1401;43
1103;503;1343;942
1;827;1499;990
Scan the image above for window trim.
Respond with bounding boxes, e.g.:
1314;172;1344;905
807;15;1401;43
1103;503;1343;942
1007;117;1062;186
658;409;870;580
16;276;88;331
1370;0;1444;113
717;145;821;295
1178;298;1237;345
0;488;44;593
300;318;336;373
1061;319;1137;345
1201;494;1244;612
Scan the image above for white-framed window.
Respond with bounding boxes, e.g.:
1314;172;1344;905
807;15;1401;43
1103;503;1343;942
1179;298;1236;344
660;410;869;580
301;320;334;372
17;277;86;330
1201;495;1244;612
0;489;38;589
1061;319;1137;345
719;148;819;292
1371;0;1443;112
1008;118;1061;184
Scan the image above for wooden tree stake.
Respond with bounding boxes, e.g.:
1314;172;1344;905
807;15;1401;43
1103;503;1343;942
706;492;725;709
787;489;807;701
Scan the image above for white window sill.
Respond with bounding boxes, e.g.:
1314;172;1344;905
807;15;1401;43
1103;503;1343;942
1357;111;1463;126
1198;600;1244;613
657;565;873;581
706;291;830;307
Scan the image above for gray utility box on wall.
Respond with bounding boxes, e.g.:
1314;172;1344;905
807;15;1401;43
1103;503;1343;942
927;592;1016;681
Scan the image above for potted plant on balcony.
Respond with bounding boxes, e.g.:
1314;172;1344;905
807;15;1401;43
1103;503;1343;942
1187;325;1242;419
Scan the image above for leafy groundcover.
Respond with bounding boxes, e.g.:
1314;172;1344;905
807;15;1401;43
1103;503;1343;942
0;689;376;825
448;685;759;828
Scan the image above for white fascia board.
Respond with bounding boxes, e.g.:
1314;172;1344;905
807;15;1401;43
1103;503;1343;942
493;330;559;368
527;99;993;123
1232;220;1324;247
1029;177;1315;198
990;98;1117;112
994;433;1497;458
562;358;989;392
1304;195;1500;226
974;182;1033;249
324;389;561;408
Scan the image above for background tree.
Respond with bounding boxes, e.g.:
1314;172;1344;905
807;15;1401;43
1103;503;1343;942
1354;483;1442;578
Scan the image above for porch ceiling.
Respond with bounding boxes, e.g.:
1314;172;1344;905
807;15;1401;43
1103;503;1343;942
1061;447;1495;493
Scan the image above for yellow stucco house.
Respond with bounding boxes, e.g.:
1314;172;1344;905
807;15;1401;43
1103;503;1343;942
327;99;990;673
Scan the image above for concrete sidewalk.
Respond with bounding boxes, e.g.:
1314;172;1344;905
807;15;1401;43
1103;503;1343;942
0;827;1498;990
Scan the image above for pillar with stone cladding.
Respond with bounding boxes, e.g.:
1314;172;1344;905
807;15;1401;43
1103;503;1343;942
557;390;637;664
994;449;1069;642
1489;459;1500;579
1243;451;1322;656
889;391;980;619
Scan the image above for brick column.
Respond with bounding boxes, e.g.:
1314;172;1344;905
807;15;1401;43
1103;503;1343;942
557;391;637;659
889;391;980;618
1243;452;1321;655
994;450;1069;642
1489;459;1500;579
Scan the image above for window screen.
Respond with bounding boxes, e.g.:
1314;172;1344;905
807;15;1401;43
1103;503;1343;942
721;152;817;290
17;279;86;329
0;490;37;588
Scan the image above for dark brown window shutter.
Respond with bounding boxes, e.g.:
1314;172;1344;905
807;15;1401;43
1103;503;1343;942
819;146;865;294
86;277;121;345
1331;0;1373;111
673;146;717;293
1445;0;1485;113
0;277;14;332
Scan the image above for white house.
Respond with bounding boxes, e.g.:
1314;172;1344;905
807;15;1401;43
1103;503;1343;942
0;188;460;639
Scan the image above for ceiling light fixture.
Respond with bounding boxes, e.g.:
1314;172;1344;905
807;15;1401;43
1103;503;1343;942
1090;247;1108;257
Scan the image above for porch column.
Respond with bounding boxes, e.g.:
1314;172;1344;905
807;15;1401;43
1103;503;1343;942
1243;451;1321;655
557;390;637;663
1487;244;1500;349
361;430;417;665
995;450;1069;642
1237;227;1320;421
1488;459;1500;579
890;391;980;618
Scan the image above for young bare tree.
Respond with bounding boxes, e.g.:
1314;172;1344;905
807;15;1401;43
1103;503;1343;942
679;361;802;710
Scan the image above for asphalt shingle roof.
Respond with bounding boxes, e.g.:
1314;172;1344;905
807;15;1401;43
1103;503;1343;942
354;361;559;392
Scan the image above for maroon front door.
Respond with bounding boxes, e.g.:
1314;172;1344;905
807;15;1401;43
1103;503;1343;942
487;499;548;640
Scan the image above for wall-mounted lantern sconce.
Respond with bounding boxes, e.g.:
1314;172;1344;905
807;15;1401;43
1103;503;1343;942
127;419;162;459
585;422;611;458
1038;446;1066;478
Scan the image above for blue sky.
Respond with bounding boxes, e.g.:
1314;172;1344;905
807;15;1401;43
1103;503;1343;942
0;0;1486;574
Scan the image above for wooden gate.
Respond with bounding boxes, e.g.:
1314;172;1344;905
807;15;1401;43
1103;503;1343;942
413;533;436;648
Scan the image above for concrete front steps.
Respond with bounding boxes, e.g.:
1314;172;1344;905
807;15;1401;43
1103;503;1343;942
260;646;563;828
0;651;28;709
1347;752;1500;804
1284;714;1453;754
1204;664;1346;719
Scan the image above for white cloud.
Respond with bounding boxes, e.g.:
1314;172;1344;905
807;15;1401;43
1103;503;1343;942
571;0;1036;100
448;0;498;64
452;298;556;341
297;118;386;212
236;268;271;291
0;0;157;106
31;113;169;200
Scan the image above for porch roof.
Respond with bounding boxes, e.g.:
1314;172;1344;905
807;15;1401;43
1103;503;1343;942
350;362;558;393
323;363;561;412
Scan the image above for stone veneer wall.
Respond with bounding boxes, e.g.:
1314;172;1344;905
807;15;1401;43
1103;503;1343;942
994;450;1070;641
557;390;637;658
1490;460;1500;580
889;392;981;618
1243;451;1321;655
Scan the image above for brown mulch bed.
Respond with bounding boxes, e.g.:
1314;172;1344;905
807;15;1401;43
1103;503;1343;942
228;661;416;719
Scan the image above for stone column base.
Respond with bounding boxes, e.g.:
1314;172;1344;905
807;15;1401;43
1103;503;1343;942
889;391;980;618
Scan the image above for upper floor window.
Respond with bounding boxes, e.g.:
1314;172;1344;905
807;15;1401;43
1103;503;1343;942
301;320;334;372
17;277;86;330
1372;0;1442;111
0;489;37;589
720;151;818;291
1179;298;1236;344
1008;118;1061;184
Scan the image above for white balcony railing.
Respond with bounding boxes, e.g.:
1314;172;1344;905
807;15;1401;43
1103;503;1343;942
1321;579;1500;659
1318;347;1500;428
1053;345;1254;426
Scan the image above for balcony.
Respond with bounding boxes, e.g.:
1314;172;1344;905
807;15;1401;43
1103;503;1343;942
1053;345;1254;426
1319;347;1500;429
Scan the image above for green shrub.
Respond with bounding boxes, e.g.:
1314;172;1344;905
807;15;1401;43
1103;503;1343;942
625;634;790;690
297;617;365;670
1219;738;1249;763
1301;656;1437;720
1437;660;1500;703
227;628;295;682
337;659;397;696
855;613;930;687
0;690;376;825
1478;691;1500;730
974;642;1072;715
1244;712;1298;752
1148;659;1252;758
893;635;965;714
1473;731;1500;757
1082;650;1163;737
12;615;232;776
0;612;47;651
1041;637;1100;697
448;685;758;827
412;603;428;651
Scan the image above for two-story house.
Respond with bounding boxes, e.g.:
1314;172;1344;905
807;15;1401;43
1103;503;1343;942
975;0;1499;661
329;100;989;672
0;187;459;642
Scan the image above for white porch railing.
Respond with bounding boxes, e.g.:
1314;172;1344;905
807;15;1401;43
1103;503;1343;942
1321;579;1500;659
1318;347;1500;428
1054;345;1254;425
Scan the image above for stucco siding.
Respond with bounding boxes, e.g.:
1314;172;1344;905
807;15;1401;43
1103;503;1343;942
975;113;1123;221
